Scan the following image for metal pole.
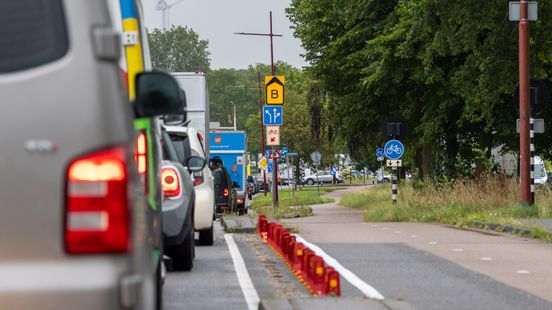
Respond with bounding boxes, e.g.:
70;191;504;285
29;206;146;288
270;11;275;76
269;11;279;209
530;118;535;204
519;0;531;206
392;167;398;204
316;166;320;196
257;72;268;196
233;104;237;131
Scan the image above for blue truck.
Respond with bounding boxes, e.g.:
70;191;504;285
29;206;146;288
210;131;248;212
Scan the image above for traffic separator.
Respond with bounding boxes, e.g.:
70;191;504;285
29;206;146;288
256;215;341;297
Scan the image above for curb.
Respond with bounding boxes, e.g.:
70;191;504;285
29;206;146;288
468;221;552;239
220;216;257;234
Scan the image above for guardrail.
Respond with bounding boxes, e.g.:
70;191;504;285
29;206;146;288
257;215;341;296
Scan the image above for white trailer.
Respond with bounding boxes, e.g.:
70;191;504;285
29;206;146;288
171;71;210;157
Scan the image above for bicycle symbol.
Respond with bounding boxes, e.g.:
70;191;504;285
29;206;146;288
384;140;404;159
386;145;402;155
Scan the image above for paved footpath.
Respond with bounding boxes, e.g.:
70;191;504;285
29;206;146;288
282;186;552;310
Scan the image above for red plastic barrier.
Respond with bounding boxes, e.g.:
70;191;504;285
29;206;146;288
326;267;341;296
256;215;342;297
301;248;314;277
310;256;326;295
291;242;305;272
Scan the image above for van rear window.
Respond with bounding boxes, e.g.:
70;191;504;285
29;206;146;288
0;0;68;73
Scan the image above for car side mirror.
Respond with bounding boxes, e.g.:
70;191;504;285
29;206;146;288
134;72;184;118
186;156;206;172
232;182;239;189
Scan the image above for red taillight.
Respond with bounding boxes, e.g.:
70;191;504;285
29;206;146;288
65;147;130;254
224;189;229;197
134;131;148;193
162;167;181;198
193;171;204;186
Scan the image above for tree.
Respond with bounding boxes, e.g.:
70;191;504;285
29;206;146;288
147;26;211;72
287;0;552;179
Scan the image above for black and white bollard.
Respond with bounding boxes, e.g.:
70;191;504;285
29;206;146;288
392;167;398;204
530;118;535;205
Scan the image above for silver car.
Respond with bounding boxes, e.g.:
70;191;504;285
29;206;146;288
0;1;183;309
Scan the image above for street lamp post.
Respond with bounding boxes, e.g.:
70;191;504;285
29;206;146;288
234;11;283;208
155;0;186;30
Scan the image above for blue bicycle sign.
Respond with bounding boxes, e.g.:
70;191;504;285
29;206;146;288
375;148;384;157
384;140;404;159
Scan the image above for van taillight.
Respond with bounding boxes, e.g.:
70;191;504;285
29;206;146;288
224;189;229;197
65;147;130;254
162;167;181;198
134;131;148;193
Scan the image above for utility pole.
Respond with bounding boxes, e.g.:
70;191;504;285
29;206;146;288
518;0;531;206
234;11;283;209
257;72;268;196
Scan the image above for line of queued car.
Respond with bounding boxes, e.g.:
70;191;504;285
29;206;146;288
0;1;216;309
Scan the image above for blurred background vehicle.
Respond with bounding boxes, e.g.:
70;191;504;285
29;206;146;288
160;135;206;271
210;159;238;214
166;126;216;245
302;171;343;185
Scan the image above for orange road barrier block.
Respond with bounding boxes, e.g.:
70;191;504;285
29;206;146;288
326;267;341;296
310;256;327;295
256;215;342;297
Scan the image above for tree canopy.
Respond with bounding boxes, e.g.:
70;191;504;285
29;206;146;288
287;0;552;178
147;26;211;72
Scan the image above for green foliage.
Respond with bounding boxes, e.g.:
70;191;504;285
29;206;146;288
287;0;552;179
148;26;211;72
250;188;336;218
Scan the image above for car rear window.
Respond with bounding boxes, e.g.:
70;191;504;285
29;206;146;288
0;0;68;73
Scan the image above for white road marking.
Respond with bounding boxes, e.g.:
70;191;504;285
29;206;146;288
394;231;401;234
516;270;530;274
452;248;463;252
224;234;260;310
428;241;438;245
381;227;389;230
480;257;493;261
294;234;385;300
370;224;377;227
410;235;418;238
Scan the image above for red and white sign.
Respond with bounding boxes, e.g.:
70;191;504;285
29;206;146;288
266;125;280;146
214;136;222;144
268;149;281;159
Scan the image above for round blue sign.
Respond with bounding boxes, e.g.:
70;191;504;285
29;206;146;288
384;140;404;159
375;148;384;157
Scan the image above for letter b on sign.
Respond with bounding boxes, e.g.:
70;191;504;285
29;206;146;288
265;76;285;105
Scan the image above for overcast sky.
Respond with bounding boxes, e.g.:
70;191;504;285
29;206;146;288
142;0;309;69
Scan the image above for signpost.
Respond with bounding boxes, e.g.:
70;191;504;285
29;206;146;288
263;105;283;126
266;125;281;146
265;76;285;105
265;75;285;209
384;140;404;204
310;151;322;195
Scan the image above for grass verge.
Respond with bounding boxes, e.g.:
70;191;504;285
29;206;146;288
251;187;337;219
339;176;552;241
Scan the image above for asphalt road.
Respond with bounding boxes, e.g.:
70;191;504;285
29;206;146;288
282;186;552;310
163;220;311;310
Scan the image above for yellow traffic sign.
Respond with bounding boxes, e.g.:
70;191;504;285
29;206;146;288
258;155;268;170
265;76;285;105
